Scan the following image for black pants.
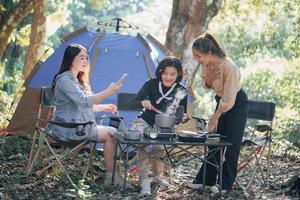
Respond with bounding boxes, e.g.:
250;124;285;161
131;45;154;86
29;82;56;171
194;89;248;190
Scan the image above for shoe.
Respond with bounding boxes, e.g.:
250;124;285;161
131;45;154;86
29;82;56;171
209;185;227;194
104;172;133;189
186;182;204;189
139;178;151;197
153;175;171;187
186;180;213;189
95;148;104;157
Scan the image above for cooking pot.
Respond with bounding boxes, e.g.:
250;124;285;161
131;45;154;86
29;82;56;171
155;114;176;128
124;129;141;140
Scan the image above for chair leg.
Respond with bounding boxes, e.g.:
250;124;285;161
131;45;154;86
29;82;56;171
246;153;264;189
238;146;262;172
43;137;78;189
246;144;270;189
26;130;38;175
265;141;272;186
238;152;253;172
26;145;41;176
83;142;96;179
254;146;267;184
36;141;88;176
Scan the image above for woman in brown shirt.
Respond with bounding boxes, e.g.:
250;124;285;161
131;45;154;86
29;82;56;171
187;33;248;193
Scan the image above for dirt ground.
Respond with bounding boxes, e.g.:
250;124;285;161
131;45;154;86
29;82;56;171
0;136;299;200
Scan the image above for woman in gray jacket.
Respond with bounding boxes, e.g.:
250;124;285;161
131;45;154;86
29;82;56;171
48;43;128;187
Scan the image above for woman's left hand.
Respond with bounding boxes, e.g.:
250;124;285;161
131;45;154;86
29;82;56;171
93;104;118;113
181;113;189;123
208;111;222;132
103;104;118;113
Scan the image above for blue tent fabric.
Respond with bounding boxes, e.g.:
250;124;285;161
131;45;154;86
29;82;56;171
28;31;96;88
26;29;167;124
6;27;198;137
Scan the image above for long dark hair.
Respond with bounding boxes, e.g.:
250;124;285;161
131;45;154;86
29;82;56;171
192;32;227;58
52;44;90;92
155;56;183;83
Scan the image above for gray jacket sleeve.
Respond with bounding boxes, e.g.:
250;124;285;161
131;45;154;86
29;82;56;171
56;76;94;107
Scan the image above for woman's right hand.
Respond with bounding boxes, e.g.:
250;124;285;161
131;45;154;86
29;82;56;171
141;100;152;110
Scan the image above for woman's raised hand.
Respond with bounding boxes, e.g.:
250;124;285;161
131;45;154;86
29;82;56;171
107;74;128;94
107;80;123;94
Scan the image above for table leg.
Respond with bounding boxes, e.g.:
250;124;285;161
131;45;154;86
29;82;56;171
163;145;175;167
219;146;224;198
203;145;207;189
112;140;119;186
122;145;129;195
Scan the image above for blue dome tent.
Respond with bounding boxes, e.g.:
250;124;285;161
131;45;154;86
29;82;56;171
6;19;170;135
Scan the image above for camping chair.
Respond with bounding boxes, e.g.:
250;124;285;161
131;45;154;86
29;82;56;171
238;100;276;189
26;87;97;190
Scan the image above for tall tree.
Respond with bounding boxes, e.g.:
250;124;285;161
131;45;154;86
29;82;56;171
165;0;222;132
0;0;43;60
165;0;222;82
22;0;46;80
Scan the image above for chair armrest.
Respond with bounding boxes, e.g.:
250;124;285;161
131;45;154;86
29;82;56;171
47;120;94;128
95;116;106;121
109;116;124;121
255;124;273;132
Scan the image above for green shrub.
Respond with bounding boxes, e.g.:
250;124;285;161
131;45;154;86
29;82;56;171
0;90;14;128
242;59;300;148
275;107;300;147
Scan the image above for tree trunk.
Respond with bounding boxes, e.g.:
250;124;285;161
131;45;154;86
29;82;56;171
165;0;223;84
0;0;43;60
23;0;46;80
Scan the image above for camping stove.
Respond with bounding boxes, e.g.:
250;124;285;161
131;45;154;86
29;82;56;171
143;126;176;140
156;127;176;140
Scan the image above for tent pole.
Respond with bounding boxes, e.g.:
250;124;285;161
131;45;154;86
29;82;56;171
116;18;121;32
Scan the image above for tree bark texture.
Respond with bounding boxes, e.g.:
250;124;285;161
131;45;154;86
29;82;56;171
23;0;46;80
165;0;222;84
0;0;43;60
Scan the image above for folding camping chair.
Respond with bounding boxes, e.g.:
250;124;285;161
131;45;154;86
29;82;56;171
238;100;276;189
26;87;97;190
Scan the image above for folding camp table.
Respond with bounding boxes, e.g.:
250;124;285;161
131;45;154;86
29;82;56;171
112;131;231;198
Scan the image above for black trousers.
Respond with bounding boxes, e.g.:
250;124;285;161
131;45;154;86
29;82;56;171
194;89;248;190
